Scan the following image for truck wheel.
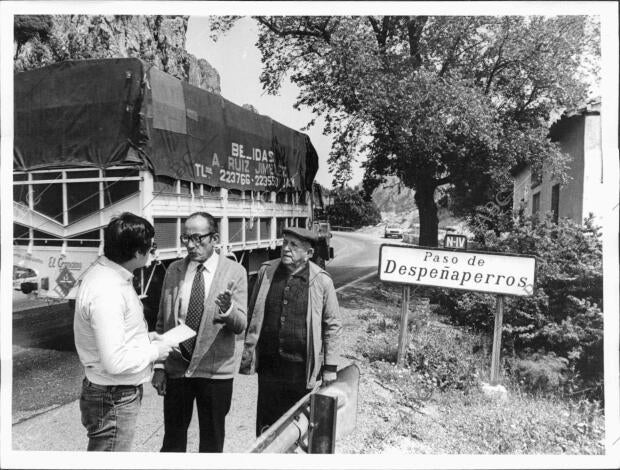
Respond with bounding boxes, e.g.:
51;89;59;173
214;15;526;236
21;283;34;294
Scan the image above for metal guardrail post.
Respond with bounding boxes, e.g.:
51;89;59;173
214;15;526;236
247;392;312;453
246;363;360;454
308;393;338;453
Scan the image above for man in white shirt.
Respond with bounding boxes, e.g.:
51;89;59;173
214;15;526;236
152;212;248;452
74;212;172;451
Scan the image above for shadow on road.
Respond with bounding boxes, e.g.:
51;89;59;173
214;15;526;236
13;302;76;352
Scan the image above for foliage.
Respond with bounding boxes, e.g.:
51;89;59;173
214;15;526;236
211;15;599;246
438;213;604;399
339;275;605;454
343;277;604;454
325;186;382;228
372;362;434;408
361;333;398;364
359;302;483;393
14;15;53;54
405;323;482;392
411;391;605;454
361;310;399;363
506;351;569;395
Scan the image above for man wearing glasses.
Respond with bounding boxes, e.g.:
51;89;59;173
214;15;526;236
74;212;172;451
152;211;248;453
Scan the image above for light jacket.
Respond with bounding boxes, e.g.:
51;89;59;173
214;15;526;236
156;254;248;379
239;259;342;389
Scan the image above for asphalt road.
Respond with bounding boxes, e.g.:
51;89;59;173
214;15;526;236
11;230;390;423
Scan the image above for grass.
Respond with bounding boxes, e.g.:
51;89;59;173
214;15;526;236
336;278;605;455
406;390;604;454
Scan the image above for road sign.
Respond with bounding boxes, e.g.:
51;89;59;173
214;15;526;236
444;234;467;250
56;266;76;296
379;244;536;297
379;243;537;384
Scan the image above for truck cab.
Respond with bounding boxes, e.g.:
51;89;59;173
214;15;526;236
310;220;334;269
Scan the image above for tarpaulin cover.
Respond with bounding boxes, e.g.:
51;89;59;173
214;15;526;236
14;58;318;192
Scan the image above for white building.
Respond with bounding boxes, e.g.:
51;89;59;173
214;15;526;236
512;101;603;224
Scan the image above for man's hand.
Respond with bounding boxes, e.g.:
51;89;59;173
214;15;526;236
149;331;163;341
322;370;337;386
152;339;172;361
215;281;235;314
152;369;167;396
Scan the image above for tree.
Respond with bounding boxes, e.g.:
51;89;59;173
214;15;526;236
211;16;599;245
325;187;382;228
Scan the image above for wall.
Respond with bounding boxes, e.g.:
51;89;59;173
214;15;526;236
512;167;531;215
581;112;604;222
550;115;585;222
513;108;599;225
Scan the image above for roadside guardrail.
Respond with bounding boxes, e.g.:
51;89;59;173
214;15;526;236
331;226;355;232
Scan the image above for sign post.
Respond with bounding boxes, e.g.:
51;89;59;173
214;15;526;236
396;285;410;365
490;295;505;385
379;244;536;384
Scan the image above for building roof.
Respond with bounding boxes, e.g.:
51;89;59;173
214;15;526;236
562;98;601;119
510;98;601;177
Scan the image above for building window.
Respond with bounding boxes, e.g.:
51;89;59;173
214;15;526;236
551;184;560;223
532;192;541;215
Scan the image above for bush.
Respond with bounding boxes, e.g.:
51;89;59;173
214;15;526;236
438;213;603;399
369;284;401;303
405;324;483;392
372;362;434;406
360;330;397;363
507;351;569;395
325;187;382;228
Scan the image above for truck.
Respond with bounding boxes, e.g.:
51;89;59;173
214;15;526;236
13;58;332;326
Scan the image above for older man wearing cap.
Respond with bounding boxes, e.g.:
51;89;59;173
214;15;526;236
240;226;342;436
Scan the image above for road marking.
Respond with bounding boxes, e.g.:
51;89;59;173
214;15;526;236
335;271;377;293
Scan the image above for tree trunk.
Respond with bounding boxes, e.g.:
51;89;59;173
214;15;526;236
414;185;439;247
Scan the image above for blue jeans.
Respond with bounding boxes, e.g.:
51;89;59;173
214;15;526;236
79;378;143;451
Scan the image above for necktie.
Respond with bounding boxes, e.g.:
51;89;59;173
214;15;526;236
180;264;205;361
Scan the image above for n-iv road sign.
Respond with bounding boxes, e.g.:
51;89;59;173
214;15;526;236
378;244;536;384
444;233;467;250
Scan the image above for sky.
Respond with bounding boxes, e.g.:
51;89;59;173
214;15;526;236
185;16;359;189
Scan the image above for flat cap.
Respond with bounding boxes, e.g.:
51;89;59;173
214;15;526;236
283;226;318;244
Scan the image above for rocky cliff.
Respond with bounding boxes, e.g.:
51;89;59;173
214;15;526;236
372;175;461;229
14;15;220;93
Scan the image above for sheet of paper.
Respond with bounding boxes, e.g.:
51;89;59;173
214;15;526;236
160;323;196;345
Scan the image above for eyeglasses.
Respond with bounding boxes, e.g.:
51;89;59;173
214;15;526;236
180;232;216;245
149;242;158;254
